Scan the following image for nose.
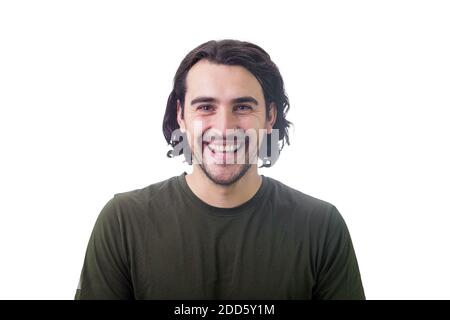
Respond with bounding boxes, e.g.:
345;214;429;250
212;107;238;136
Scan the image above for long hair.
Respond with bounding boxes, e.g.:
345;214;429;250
162;39;292;167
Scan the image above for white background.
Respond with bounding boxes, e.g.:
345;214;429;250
1;0;449;299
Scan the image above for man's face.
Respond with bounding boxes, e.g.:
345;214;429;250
177;59;276;186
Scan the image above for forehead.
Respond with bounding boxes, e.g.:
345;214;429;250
185;59;264;101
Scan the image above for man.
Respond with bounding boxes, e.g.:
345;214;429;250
75;39;365;299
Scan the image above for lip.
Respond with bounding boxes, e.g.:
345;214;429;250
202;141;245;164
206;141;243;153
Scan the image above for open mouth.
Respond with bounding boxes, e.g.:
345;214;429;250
201;139;248;165
206;141;243;153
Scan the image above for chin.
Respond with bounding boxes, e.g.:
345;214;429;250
200;163;251;186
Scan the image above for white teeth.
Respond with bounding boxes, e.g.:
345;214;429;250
208;142;242;153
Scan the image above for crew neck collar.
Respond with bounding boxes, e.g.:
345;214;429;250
176;171;269;217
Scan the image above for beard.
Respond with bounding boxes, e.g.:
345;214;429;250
190;129;258;186
198;162;252;186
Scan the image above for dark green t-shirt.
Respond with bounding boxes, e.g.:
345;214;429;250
75;172;365;300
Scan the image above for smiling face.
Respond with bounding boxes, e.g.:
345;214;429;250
177;59;277;186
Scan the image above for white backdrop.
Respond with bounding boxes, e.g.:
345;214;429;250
1;0;449;299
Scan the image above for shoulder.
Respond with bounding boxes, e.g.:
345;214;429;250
95;175;179;226
265;176;346;231
266;176;335;214
112;175;178;209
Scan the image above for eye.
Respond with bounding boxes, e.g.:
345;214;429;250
234;105;253;112
197;105;214;112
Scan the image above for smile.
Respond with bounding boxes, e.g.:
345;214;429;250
206;142;243;153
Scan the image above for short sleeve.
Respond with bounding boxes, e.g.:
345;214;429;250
75;196;133;299
312;205;365;300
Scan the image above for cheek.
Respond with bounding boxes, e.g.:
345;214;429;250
184;121;206;150
186;114;265;135
240;115;266;131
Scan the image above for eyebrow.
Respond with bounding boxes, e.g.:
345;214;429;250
190;96;259;106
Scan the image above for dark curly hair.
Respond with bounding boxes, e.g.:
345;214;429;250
162;39;292;167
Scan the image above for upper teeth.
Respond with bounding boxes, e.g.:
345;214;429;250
208;143;242;153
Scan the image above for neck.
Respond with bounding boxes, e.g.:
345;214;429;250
185;165;262;208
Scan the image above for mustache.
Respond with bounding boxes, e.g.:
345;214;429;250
201;129;248;144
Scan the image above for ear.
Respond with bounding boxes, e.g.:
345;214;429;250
176;99;186;133
266;102;277;134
